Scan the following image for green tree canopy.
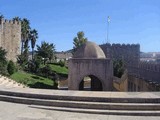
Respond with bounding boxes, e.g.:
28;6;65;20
12;16;21;21
7;60;16;75
113;59;125;78
36;41;56;63
0;14;4;19
21;18;30;54
0;47;7;75
0;47;7;63
73;31;88;53
30;29;38;60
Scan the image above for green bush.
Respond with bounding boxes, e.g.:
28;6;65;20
38;65;55;79
0;47;8;75
58;60;65;67
7;60;16;75
113;59;125;78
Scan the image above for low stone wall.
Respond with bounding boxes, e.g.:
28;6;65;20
113;71;128;91
128;74;160;91
128;61;160;84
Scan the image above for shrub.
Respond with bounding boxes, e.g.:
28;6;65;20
113;59;125;78
58;60;65;67
38;65;54;78
7;60;16;75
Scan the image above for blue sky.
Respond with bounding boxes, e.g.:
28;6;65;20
1;0;160;52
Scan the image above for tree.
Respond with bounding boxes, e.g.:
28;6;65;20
73;31;88;53
13;17;39;67
0;14;4;19
17;54;28;66
0;47;7;62
7;60;16;75
21;18;30;55
113;59;125;78
36;41;56;64
0;47;7;75
12;16;21;21
30;29;38;60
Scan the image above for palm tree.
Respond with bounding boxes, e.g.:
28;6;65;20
73;31;88;53
12;16;21;21
21;18;30;55
36;41;55;64
0;13;4;19
0;14;4;23
30;29;38;60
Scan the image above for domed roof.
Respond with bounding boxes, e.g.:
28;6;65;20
73;41;106;59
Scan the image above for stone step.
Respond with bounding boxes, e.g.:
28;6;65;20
0;80;10;85
29;105;160;116
0;94;160;111
0;90;160;103
5;82;17;87
0;80;17;88
0;76;26;88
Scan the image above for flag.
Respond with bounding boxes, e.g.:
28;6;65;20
108;16;110;23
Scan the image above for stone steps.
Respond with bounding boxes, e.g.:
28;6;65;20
0;90;160;103
0;75;26;88
0;89;160;116
30;105;160;116
0;94;160;111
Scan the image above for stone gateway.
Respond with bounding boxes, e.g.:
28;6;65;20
68;41;113;91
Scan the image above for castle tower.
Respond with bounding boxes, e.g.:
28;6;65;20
0;18;21;62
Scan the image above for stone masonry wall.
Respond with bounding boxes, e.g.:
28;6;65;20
100;43;140;67
0;19;21;62
100;43;160;86
128;61;160;84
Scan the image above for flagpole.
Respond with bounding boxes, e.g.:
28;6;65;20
107;16;110;43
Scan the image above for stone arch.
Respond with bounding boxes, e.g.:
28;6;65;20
68;41;113;91
78;75;103;91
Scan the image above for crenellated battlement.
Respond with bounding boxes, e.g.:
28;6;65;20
100;43;140;54
100;43;160;85
0;18;21;25
102;43;140;48
100;43;140;67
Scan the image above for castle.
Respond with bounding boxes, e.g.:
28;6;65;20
0;18;21;62
0;17;159;91
100;43;140;67
100;43;160;91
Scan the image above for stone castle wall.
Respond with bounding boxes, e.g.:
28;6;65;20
128;61;160;83
0;19;21;62
100;43;140;67
100;43;160;85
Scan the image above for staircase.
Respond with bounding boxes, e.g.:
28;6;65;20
0;89;159;116
0;75;27;88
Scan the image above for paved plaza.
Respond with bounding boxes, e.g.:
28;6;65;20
0;75;160;120
0;101;160;120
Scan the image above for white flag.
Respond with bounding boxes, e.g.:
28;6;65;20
108;16;110;23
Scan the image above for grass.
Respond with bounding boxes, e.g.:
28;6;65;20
10;71;56;89
10;63;68;89
48;64;68;75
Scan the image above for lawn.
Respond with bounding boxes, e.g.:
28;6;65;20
10;64;68;89
48;64;68;75
10;71;56;89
